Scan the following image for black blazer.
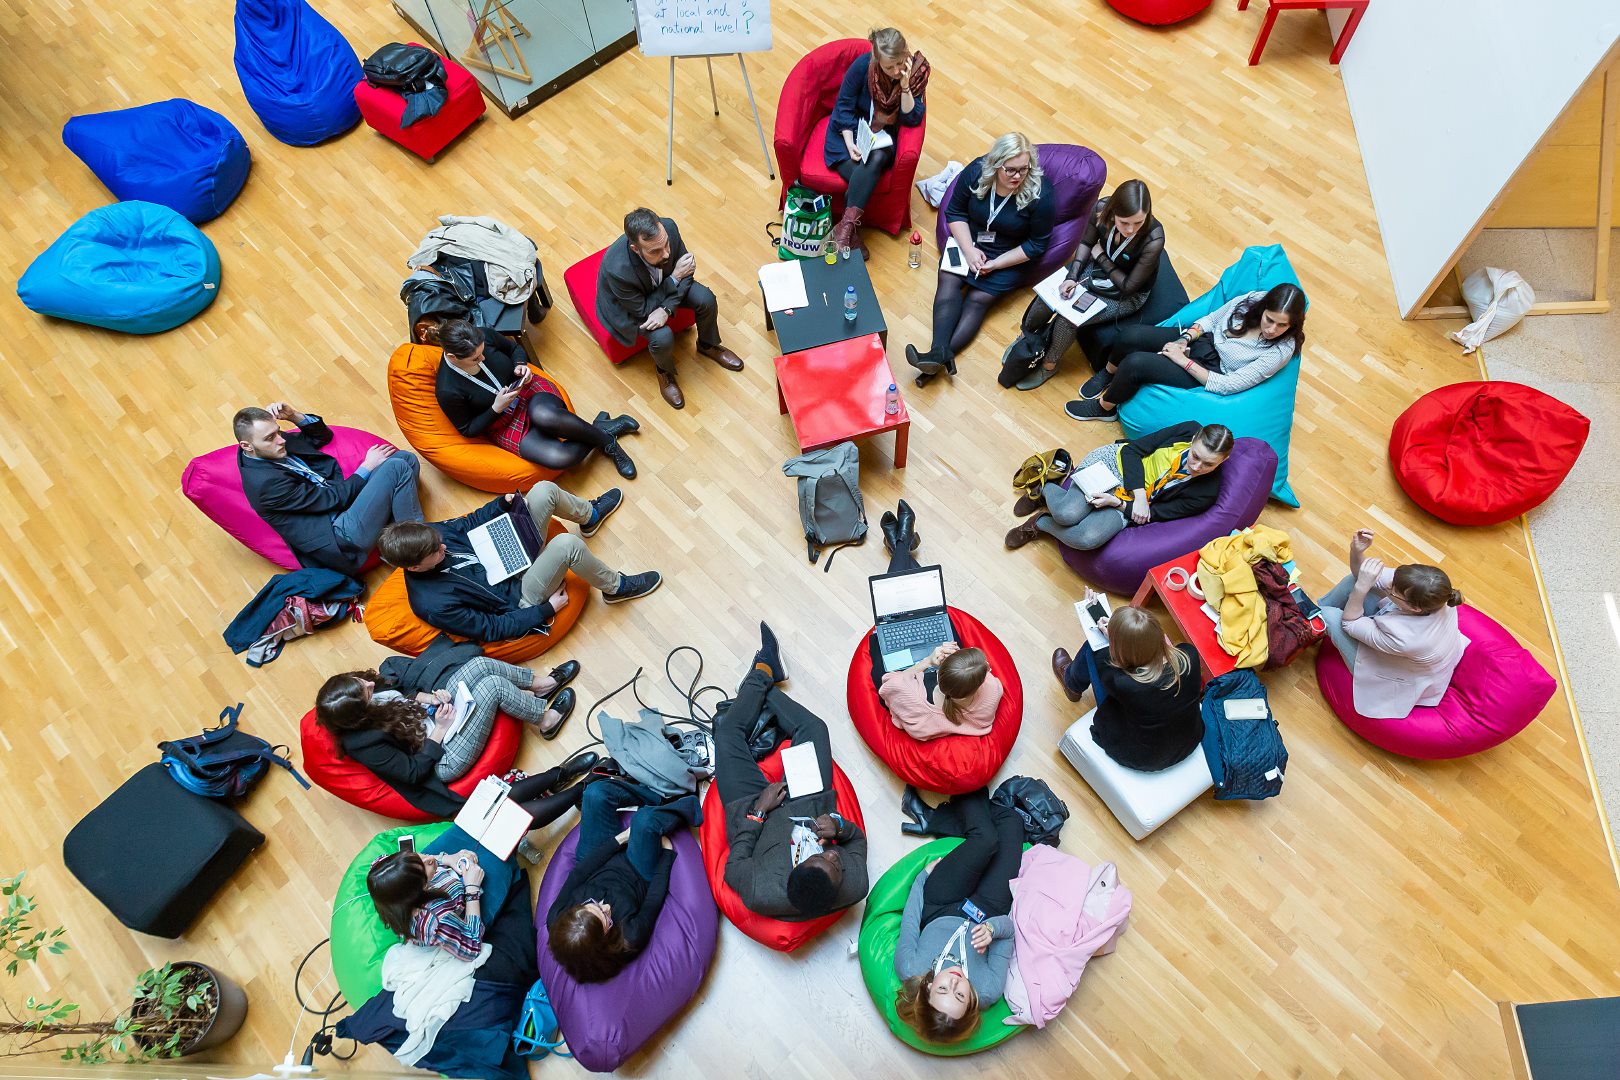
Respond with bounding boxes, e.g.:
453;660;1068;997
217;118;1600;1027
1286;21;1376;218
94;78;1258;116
434;329;527;439
402;497;557;643
239;416;370;574
341;727;464;820
1089;643;1205;771
1116;421;1224;523
594;217;695;348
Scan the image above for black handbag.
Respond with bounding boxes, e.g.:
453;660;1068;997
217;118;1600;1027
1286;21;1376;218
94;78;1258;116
991;775;1069;847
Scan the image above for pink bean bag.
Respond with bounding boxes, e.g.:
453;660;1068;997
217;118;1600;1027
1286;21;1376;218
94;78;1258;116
180;424;388;569
1315;606;1556;759
846;608;1023;795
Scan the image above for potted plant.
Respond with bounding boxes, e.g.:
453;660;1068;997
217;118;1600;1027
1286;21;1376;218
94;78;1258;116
1;873;247;1063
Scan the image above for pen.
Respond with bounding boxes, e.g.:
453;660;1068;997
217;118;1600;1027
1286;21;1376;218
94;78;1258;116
822;291;827;306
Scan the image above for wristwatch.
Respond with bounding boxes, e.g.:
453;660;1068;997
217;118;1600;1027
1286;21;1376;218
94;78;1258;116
463;887;483;900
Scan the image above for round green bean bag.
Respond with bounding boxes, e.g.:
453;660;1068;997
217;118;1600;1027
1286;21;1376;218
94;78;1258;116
330;822;452;1006
858;838;1026;1056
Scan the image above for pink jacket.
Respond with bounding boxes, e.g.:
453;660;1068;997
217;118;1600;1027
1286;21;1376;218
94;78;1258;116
879;667;1002;741
1003;846;1131;1028
1345;568;1470;719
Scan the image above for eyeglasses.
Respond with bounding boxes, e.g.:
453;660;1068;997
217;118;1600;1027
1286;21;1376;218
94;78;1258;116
999;163;1030;175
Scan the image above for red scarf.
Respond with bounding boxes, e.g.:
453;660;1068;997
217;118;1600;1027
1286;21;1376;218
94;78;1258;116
868;51;930;129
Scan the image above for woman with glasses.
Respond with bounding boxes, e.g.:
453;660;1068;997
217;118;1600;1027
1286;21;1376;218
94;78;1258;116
906;132;1054;384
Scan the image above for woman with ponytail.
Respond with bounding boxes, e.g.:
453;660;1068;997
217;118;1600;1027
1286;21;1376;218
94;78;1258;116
1317;529;1469;719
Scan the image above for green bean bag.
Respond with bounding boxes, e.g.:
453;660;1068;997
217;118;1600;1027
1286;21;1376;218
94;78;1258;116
858;839;1026;1056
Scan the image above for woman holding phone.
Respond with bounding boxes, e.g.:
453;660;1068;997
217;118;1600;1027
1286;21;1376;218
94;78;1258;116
432;318;640;479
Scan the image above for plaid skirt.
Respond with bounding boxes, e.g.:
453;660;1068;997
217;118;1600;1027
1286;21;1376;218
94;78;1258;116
488;371;565;454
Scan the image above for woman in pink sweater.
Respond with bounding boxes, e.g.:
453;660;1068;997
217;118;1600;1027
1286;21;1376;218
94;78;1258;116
880;642;1003;741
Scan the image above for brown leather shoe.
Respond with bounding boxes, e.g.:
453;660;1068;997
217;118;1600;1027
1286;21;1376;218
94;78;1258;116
1013;491;1044;517
1052;648;1082;702
697;343;744;371
657;372;685;409
1004;515;1044;550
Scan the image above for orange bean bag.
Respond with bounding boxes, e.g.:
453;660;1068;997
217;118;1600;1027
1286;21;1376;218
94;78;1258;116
363;516;587;660
698;742;866;951
846;608;1023;795
387;341;578;494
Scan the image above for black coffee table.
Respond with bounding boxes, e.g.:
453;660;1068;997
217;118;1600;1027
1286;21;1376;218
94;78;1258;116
761;255;887;354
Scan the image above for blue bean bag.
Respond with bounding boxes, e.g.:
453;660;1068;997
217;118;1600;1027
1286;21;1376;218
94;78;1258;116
233;0;361;146
17;202;220;334
1118;244;1305;507
62;100;251;223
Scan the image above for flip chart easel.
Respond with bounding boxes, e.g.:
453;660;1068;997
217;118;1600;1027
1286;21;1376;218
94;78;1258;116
663;54;774;186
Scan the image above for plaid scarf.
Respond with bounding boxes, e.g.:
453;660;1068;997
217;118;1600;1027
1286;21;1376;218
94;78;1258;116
868;50;930;128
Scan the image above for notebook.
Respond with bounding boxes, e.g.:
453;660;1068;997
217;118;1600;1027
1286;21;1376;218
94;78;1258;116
940;237;970;277
1074;461;1121;500
1033;266;1107;326
855;118;894;160
1075;595;1113;652
454;776;531;860
780;741;824;799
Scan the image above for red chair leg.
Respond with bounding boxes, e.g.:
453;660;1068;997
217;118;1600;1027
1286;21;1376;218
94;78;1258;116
1248;4;1281;65
1330;1;1367;63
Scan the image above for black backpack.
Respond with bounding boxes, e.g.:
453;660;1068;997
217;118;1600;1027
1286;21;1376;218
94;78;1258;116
991;775;1069;847
158;703;310;800
363;43;442;94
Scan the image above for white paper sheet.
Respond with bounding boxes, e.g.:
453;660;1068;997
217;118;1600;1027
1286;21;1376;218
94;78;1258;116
1033;266;1106;326
758;260;808;311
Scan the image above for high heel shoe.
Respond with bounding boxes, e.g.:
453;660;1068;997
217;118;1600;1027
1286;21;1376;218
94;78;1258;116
894;500;919;553
900;785;936;836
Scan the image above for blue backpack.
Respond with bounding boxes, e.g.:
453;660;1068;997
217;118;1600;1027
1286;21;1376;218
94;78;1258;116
159;703;310;799
512;977;571;1060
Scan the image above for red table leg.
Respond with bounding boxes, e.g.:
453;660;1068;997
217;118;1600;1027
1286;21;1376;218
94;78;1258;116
893;421;909;469
1237;0;1250;9
776;375;787;416
1330;0;1366;63
1248;3;1281;65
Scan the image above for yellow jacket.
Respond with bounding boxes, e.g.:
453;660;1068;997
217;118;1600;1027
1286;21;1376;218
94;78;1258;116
1197;525;1294;668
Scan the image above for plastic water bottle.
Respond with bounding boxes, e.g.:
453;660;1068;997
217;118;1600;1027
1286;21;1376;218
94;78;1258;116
843;285;858;324
885;383;900;416
908;231;922;269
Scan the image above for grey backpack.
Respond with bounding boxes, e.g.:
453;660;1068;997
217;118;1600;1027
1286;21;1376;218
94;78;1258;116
782;442;868;570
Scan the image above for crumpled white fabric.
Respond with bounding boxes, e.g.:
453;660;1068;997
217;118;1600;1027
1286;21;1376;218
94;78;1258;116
381;940;491;1065
915;161;964;208
406;214;537;304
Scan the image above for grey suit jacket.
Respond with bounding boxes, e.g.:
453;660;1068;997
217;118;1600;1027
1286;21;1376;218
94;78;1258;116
595;216;694;346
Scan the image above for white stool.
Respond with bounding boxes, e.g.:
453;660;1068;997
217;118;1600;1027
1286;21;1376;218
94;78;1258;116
1059;709;1213;840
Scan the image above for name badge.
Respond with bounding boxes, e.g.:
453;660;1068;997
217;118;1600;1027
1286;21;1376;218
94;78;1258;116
977;230;996;245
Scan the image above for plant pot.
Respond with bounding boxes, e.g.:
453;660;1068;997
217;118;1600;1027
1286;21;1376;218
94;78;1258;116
131;961;248;1057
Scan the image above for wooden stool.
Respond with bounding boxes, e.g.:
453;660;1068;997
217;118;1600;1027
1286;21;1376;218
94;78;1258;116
1239;0;1368;65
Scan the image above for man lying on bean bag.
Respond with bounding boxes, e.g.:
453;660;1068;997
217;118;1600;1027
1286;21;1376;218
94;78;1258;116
715;624;870;920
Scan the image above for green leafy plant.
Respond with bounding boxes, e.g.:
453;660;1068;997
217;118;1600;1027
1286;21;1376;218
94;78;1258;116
1;874;215;1063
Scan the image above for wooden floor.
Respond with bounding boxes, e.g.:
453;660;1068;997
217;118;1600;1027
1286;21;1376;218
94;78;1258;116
4;1;1619;1077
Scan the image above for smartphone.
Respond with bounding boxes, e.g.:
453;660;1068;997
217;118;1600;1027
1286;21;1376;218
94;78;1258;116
1289;585;1322;620
397;834;415;856
503;378;524;394
961;899;987;924
1071;289;1097;311
1083;600;1108;625
944;244;964;270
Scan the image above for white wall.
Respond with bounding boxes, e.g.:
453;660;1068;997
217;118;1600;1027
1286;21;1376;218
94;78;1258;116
1336;0;1619;315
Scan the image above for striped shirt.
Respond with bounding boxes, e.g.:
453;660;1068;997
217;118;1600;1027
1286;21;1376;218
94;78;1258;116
1191;291;1299;395
408;867;484;961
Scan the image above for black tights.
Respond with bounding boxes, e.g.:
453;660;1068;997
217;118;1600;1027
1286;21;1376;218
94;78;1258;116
929;272;998;357
919;788;1025;924
517;396;610;472
508;763;587;829
832;147;895;212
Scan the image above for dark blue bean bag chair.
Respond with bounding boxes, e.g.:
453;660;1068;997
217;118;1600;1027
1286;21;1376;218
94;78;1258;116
17;202;221;334
63;100;251;223
233;0;361;146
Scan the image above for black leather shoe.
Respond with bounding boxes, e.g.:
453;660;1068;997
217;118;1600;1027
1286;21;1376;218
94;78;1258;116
602;438;637;480
538;688;576;740
900;785;935;835
906;344;943;374
557;750;601;785
901;821;931;837
594;411;640;439
545;660;581;693
753;621;787;684
895;500;920;553
880;510;901;555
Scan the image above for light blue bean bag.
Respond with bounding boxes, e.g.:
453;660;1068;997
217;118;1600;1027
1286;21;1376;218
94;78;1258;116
17;202;221;334
1117;243;1304;506
233;0;361;146
63;99;251;223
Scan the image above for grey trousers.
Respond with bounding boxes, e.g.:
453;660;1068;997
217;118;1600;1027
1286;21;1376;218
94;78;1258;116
518;482;621;603
436;657;550;780
645;281;721;376
1035;444;1128;550
332;452;424;552
1317;574;1386;671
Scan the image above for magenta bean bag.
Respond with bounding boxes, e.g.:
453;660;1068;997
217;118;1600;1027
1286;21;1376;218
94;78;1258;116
180;424;388;569
535;821;717;1073
1062;437;1277;596
1315;606;1556;759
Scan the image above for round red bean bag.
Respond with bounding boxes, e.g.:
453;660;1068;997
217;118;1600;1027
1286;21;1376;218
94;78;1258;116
1315;606;1556;759
1390;381;1589;526
388;342;580;494
698;741;865;951
298;707;521;821
1106;0;1211;25
846;608;1023;795
181;424;389;569
363;517;587;661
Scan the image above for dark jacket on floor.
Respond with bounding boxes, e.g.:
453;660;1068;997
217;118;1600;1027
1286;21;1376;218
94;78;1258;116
403;497;557;643
239;416;371;573
223;568;363;654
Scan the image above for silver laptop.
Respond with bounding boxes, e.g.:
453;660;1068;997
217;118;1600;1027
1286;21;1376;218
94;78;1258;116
870;565;956;672
467;514;533;585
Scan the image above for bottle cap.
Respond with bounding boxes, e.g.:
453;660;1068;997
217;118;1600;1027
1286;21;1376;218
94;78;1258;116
910;231;922;244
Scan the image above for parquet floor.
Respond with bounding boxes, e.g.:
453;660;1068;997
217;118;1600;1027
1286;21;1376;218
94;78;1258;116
3;1;1618;1077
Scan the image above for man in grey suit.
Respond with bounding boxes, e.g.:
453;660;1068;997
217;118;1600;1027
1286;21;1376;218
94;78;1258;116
596;207;744;409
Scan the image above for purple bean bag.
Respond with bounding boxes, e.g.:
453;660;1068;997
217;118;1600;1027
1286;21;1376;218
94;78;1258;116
535;821;717;1073
934;143;1106;287
180;424;388;569
1316;606;1556;759
1061;437;1277;595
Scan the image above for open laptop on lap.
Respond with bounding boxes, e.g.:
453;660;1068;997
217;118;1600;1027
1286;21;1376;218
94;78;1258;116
467;495;546;586
870;565;956;673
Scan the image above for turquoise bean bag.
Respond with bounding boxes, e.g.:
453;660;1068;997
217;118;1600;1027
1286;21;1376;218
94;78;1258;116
1118;243;1304;506
17;202;220;334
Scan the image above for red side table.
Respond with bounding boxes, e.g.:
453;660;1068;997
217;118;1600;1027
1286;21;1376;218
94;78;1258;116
774;333;909;468
1239;0;1368;65
1131;550;1237;681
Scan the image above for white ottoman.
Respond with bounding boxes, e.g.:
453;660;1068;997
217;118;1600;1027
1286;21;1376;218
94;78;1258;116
1059;709;1213;840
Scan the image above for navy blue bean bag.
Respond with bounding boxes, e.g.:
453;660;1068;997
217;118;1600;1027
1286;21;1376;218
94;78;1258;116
63;100;251;223
233;0;361;146
17;202;221;334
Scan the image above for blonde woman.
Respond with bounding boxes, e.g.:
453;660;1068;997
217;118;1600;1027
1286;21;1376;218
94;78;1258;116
825;27;930;258
906;132;1055;381
1051;598;1203;771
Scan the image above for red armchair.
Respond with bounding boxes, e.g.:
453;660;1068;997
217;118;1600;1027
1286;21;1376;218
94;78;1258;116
353;44;484;161
773;39;926;236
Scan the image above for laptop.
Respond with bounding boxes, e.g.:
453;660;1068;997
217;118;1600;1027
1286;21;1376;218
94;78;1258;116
466;495;546;585
870;565;956;672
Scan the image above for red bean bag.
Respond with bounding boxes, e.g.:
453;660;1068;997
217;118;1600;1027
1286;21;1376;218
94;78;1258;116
698;741;866;951
563;247;698;365
363;517;587;661
1390;381;1589;527
298;707;521;821
846;608;1023;795
1315;606;1556;759
1106;0;1212;25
